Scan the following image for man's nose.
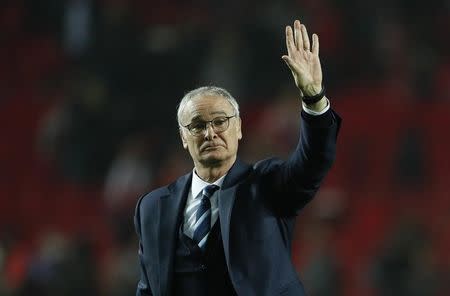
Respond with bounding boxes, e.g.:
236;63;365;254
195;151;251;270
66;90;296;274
204;122;217;139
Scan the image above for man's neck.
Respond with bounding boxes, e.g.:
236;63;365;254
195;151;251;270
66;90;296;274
195;158;235;183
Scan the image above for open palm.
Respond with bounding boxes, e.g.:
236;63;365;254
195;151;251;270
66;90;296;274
282;20;323;96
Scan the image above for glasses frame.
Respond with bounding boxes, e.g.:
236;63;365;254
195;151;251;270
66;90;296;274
182;115;237;137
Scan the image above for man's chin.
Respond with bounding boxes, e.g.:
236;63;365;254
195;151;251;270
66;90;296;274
199;153;225;166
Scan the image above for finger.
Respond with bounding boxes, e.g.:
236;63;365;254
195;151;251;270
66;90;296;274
312;33;319;56
286;26;297;56
285;26;296;56
301;24;310;51
294;20;303;50
282;55;299;73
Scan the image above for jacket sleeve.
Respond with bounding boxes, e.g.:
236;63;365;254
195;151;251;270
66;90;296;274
256;108;342;216
135;199;153;296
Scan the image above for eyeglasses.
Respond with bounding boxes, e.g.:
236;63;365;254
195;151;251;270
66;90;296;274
182;115;237;136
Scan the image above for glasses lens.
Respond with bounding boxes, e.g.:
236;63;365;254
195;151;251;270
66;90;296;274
190;122;206;135
212;117;229;132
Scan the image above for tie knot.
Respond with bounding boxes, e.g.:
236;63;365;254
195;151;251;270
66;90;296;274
202;184;219;198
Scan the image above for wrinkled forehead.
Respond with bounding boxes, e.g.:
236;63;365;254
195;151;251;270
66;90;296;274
181;95;234;122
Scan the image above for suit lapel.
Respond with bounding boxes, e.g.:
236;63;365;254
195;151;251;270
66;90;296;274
158;173;191;296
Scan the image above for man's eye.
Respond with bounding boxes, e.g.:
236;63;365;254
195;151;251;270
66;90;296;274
190;122;205;131
213;118;227;126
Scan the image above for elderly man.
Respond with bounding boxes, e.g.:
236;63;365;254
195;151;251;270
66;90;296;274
135;20;341;296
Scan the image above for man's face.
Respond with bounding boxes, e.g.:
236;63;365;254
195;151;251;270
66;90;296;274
179;95;242;168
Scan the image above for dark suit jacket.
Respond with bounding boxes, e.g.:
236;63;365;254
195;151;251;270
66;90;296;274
135;109;341;296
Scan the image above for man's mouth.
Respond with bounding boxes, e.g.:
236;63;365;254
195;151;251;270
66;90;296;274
202;144;221;151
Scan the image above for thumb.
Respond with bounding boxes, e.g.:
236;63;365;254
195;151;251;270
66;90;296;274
282;55;297;73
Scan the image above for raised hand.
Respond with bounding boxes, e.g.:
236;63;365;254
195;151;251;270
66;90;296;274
282;20;323;97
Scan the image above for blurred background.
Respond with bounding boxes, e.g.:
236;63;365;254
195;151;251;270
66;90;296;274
0;0;449;295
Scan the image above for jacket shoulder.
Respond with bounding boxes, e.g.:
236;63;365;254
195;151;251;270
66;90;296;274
134;185;170;237
135;172;190;213
136;185;169;211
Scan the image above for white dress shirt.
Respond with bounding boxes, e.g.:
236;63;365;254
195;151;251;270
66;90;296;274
182;170;226;238
182;100;330;237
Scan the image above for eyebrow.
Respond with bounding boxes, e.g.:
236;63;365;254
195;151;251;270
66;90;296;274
189;111;229;122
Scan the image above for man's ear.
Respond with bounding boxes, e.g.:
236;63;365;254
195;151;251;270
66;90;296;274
237;117;243;140
180;128;188;149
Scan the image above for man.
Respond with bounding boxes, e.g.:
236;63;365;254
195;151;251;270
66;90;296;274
135;20;341;296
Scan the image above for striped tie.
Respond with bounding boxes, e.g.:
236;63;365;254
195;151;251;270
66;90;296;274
192;184;219;250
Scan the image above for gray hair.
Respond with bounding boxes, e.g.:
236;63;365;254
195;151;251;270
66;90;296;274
177;86;240;127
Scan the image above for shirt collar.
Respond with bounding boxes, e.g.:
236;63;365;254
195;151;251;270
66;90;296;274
191;168;226;199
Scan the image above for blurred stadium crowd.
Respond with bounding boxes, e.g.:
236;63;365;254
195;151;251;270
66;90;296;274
1;0;449;295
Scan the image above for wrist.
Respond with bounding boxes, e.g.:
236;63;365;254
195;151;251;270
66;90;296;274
302;84;325;105
304;97;328;112
302;84;322;97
